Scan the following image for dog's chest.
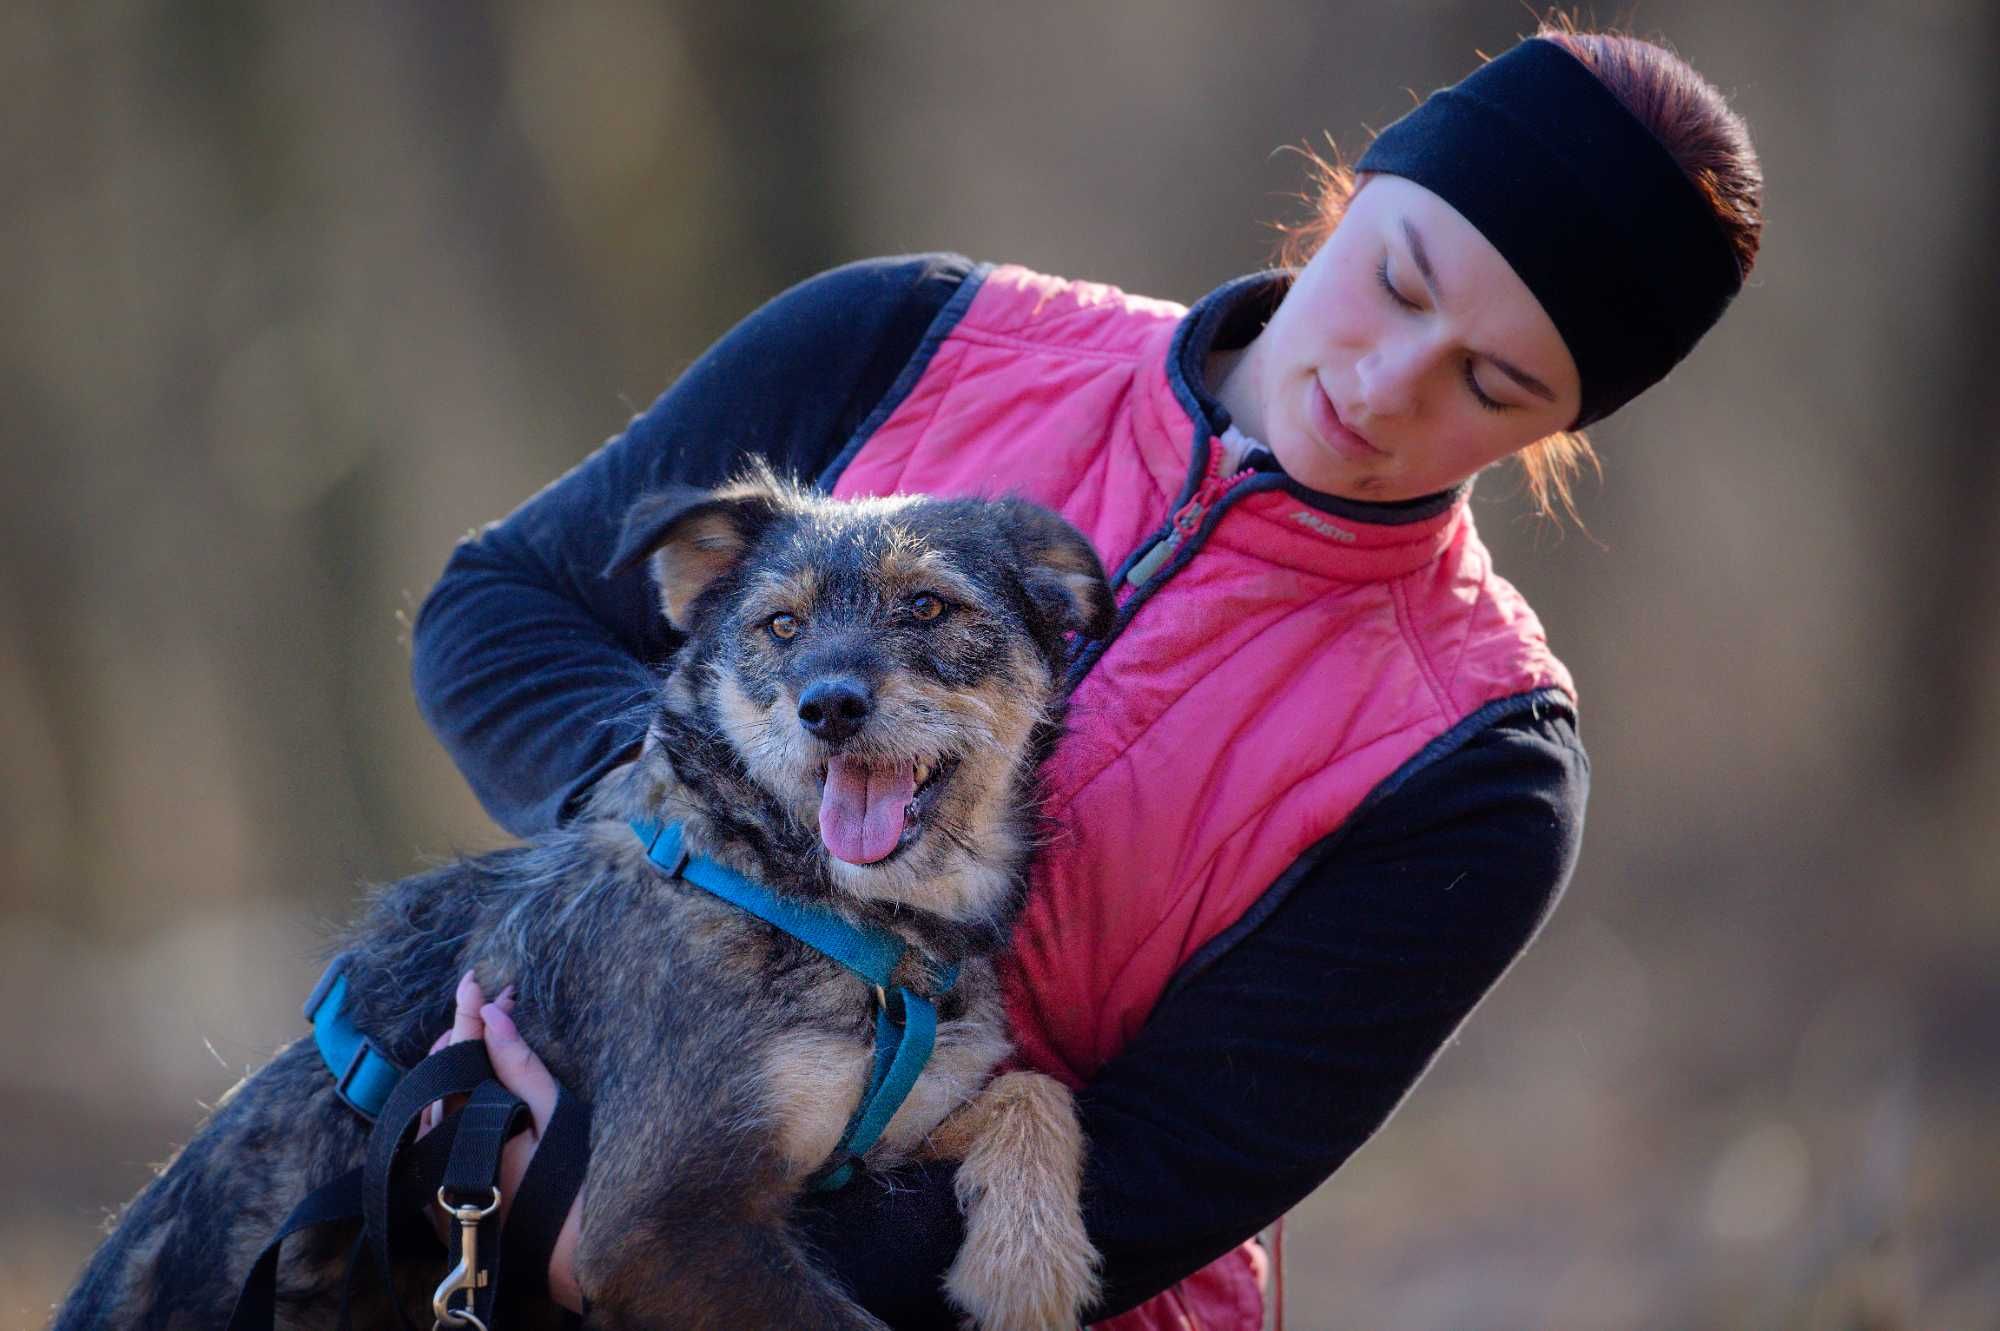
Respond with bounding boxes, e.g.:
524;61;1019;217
759;1003;1012;1179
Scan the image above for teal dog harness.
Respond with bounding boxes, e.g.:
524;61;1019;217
632;818;959;1191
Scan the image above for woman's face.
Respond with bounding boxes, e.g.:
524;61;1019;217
1218;175;1581;502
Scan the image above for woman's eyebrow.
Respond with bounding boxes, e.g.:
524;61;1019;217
1488;355;1557;402
1402;216;1558;404
1400;218;1444;302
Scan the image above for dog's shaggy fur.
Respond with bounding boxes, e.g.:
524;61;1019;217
52;471;1112;1331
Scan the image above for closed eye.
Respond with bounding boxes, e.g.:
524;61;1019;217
1382;250;1515;413
1376;256;1421;311
1464;360;1509;413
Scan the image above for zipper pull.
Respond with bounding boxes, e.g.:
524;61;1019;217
1123;532;1180;588
1123;472;1230;589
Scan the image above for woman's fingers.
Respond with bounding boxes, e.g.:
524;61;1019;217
420;970;499;1137
452;969;487;1044
479;996;557;1132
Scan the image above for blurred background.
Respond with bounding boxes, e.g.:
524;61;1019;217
5;2;1995;1327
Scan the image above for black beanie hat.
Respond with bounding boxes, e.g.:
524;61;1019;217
1356;37;1743;426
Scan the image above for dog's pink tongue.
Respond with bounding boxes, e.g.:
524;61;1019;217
819;755;916;864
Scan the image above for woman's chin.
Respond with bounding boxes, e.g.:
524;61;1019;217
1269;432;1371;498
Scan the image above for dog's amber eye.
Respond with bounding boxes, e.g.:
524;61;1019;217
911;594;946;622
768;614;799;640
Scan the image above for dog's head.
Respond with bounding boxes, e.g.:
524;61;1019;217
606;465;1112;924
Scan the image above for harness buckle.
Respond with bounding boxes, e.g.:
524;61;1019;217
301;953;348;1024
332;1039;387;1118
639;820;693;878
303;955;407;1119
432;1186;501;1331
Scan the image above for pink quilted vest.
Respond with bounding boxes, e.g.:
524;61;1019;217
834;264;1573;1330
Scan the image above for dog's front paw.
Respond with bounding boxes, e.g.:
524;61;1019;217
943;1072;1101;1331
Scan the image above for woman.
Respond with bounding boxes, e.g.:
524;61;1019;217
411;26;1762;1329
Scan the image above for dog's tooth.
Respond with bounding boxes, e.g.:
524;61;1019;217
915;760;931;786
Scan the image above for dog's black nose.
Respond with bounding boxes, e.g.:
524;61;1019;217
797;677;874;743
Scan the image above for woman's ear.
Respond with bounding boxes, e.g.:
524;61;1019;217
996;500;1115;642
603;466;792;631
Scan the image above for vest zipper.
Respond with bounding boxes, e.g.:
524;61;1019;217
1123;462;1254;590
1064;454;1263;687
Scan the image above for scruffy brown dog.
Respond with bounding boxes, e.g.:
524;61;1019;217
52;470;1112;1331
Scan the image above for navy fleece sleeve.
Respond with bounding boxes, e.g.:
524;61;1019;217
794;706;1589;1325
410;254;973;834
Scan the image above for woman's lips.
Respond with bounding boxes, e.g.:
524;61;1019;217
1307;377;1386;463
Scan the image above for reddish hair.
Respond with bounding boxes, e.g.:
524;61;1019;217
1274;21;1764;524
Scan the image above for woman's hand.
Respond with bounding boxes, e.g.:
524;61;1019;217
417;971;586;1314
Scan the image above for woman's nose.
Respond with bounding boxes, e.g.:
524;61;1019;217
1355;338;1432;418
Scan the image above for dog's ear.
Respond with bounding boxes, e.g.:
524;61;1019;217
604;470;790;631
997;500;1115;641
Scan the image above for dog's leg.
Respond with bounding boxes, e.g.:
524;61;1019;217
925;1070;1101;1331
572;1208;890;1331
552;1060;886;1331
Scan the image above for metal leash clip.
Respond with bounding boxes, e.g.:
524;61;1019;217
433;1186;501;1331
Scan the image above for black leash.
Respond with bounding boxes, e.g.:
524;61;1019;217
430;1081;530;1330
229;1000;591;1329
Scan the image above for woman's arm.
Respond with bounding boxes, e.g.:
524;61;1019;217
794;705;1589;1324
410;253;973;835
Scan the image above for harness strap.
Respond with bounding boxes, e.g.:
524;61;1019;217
634;820;910;987
630;819;959;1192
809;985;940;1191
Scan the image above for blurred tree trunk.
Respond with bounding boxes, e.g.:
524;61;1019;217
678;0;855;283
1897;9;2000;794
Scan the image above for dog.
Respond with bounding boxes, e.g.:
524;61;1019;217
52;467;1113;1330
